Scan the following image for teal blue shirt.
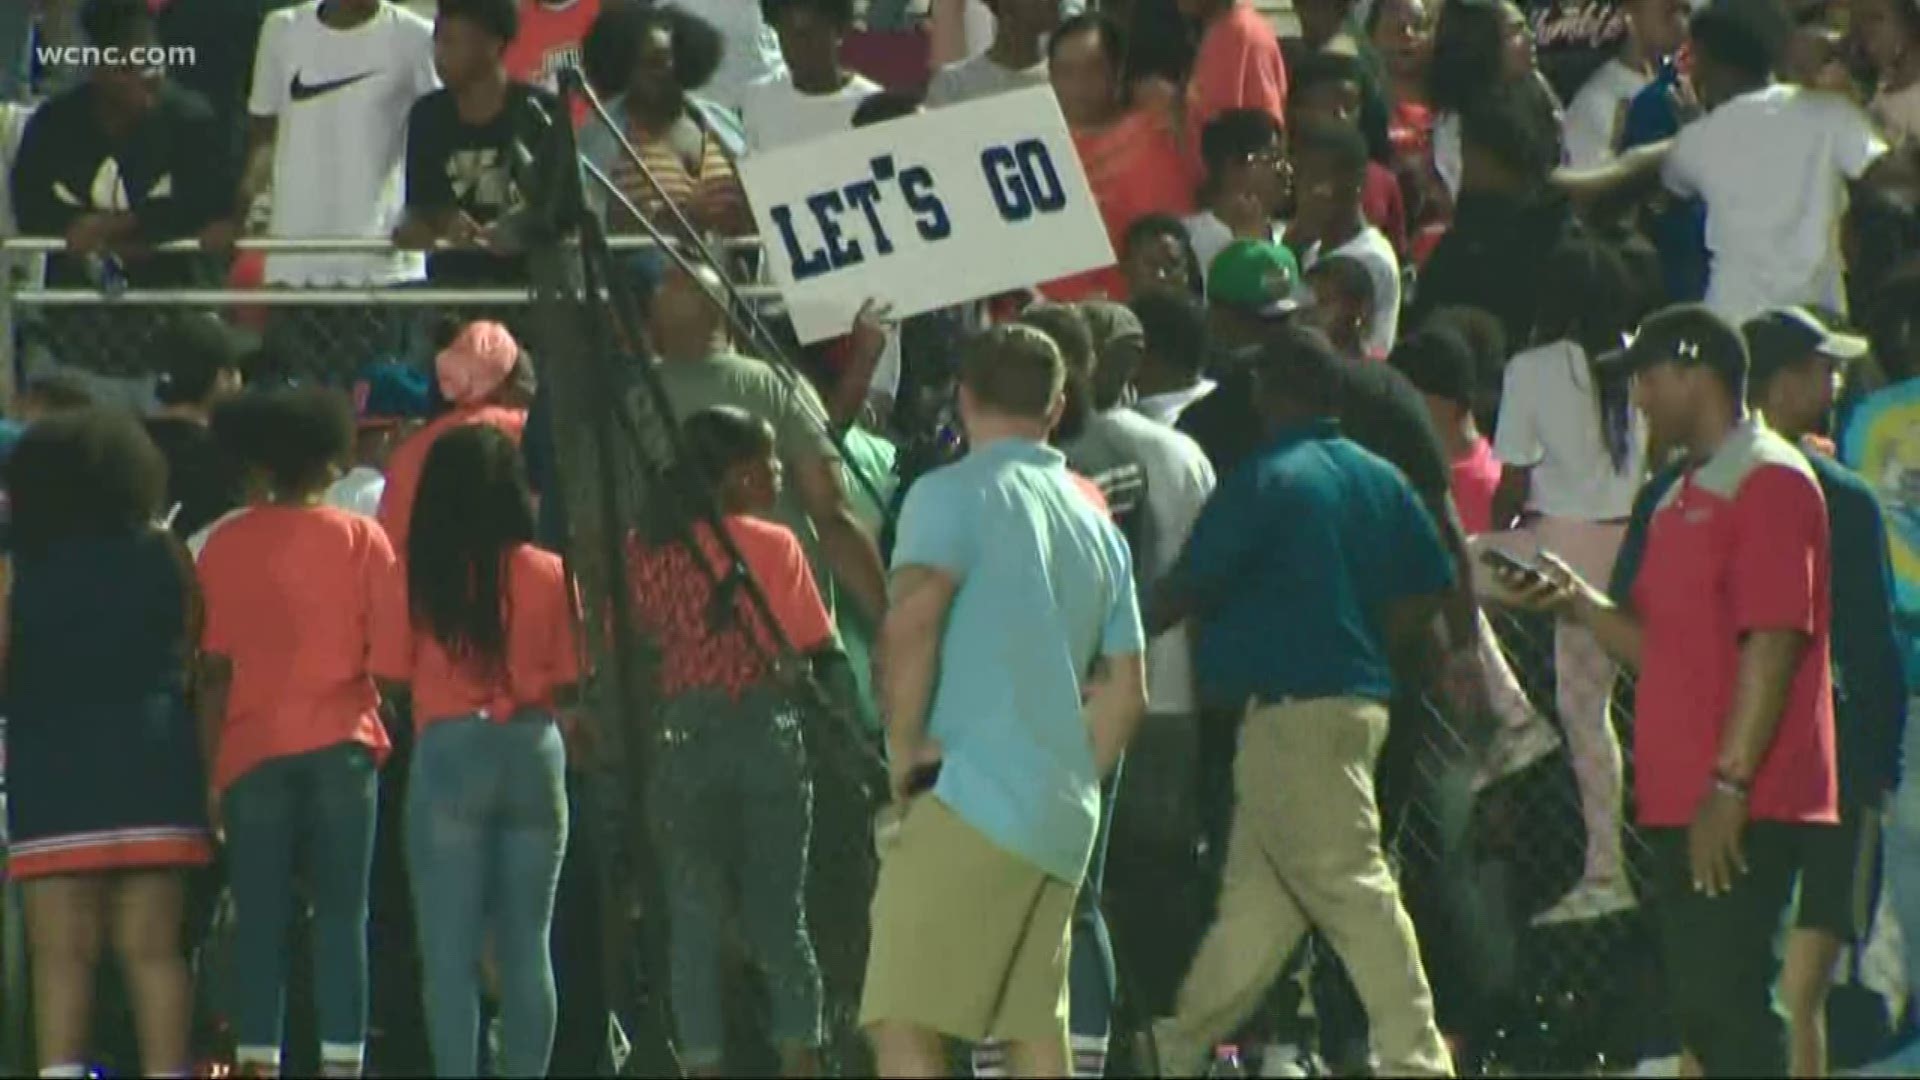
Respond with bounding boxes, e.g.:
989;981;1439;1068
891;438;1144;883
1179;419;1453;706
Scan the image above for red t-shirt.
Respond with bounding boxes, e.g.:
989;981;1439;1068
1363;160;1409;258
370;543;581;728
377;405;530;559
198;506;395;791
1044;110;1199;301
1630;423;1837;828
503;0;601;126
1450;436;1501;536
624;516;834;700
1185;1;1289;165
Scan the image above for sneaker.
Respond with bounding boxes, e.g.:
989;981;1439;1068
1533;876;1638;926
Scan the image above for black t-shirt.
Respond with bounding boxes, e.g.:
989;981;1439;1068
145;417;244;541
1179;354;1450;506
404;83;561;285
11;82;234;288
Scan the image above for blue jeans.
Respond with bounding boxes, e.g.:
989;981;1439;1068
648;689;822;1068
224;742;380;1071
1071;767;1121;1059
406;714;570;1078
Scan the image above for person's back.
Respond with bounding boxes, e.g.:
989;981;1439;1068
1664;83;1885;319
904;437;1134;863
198;503;393;790
11;529;187;718
1196;427;1443;702
146;417;243;539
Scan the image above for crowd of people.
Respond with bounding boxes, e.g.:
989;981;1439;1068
4;0;1920;1076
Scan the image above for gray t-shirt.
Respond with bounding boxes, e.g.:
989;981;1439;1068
651;351;842;607
925;54;1049;108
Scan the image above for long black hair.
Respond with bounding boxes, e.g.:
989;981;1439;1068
1428;0;1511;113
407;423;537;679
1532;237;1637;473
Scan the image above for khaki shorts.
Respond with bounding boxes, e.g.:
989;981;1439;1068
858;796;1077;1044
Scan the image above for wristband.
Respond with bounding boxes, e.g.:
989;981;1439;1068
1711;771;1750;800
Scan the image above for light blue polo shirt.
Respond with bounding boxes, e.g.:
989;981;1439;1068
892;437;1144;884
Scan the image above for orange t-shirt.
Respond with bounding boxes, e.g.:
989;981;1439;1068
503;0;602;126
1043;110;1199;301
376;405;530;559
1186;1;1289;165
198;506;395;792
370;543;582;729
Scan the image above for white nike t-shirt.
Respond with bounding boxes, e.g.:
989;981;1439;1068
250;0;439;285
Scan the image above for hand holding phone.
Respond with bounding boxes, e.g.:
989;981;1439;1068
1480;547;1545;587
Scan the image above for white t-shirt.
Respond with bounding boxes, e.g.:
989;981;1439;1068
325;466;387;518
739;73;883;154
1494;339;1647;520
1183;212;1279;288
1072;408;1216;715
250;1;439;285
1309;225;1402;358
1563;58;1653;168
924;53;1048;108
675;0;787;113
1663;83;1887;323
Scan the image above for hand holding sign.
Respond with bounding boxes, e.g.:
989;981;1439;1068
736;87;1115;344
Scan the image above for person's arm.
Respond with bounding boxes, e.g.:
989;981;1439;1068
825;301;892;431
878;564;956;792
928;0;970;68
196;653;232;794
1565;581;1646;670
793;455;889;624
142;95;233;244
1421;487;1479;652
1144;462;1268;637
1713;631;1808;784
1551;138;1673;208
234;13;286;226
1490;464;1531;533
394;97;479;249
9;103;91;241
1086;650;1148;774
1831;479;1909;799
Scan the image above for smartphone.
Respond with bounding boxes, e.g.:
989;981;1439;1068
1480;547;1545;585
905;761;943;798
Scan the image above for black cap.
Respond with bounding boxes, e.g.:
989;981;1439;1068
1595;303;1750;389
154;314;257;407
1741;306;1869;388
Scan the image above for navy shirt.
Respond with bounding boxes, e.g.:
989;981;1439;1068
1177;419;1454;706
1613;451;1907;804
1620;62;1709;304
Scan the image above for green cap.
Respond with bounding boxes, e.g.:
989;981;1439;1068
1207;239;1307;320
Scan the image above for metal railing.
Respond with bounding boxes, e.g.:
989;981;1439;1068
0;235;780;391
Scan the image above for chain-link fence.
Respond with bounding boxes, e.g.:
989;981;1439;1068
0;278;1912;1077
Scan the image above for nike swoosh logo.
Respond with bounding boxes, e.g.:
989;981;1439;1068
289;70;375;102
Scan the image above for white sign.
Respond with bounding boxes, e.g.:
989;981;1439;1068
736;86;1115;344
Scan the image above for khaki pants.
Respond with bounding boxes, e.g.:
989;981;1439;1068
1154;697;1453;1077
